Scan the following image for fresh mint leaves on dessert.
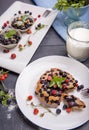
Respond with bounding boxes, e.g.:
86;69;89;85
4;30;16;39
22;15;29;22
49;76;66;88
55;0;87;11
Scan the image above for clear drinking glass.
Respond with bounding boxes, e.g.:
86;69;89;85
66;21;89;62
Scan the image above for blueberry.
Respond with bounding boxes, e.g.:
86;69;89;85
63;104;67;110
35;27;38;30
37;23;41;27
77;84;84;91
29;12;32;15
24;11;27;14
18;11;21;14
56;108;61;114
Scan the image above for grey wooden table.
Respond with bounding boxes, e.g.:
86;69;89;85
0;0;89;130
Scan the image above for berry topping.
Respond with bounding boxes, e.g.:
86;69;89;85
62;84;67;89
51;90;57;95
77;84;84;91
65;79;70;83
47;76;52;81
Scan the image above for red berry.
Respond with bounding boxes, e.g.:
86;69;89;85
75;83;79;87
28;41;32;46
34;18;37;22
62;84;67;89
47;76;52;81
66;108;71;113
65;79;70;83
33;108;39;115
18;44;22;48
51;90;57;95
38;14;41;18
3;22;7;27
27;29;32;34
27;95;33;101
0;75;5;80
3;49;10;53
4;73;8;78
11;53;16;59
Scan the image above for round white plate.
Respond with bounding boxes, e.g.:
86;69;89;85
15;56;89;130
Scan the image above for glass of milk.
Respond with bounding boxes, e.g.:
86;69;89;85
66;21;89;61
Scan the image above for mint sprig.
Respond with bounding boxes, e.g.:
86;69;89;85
0;90;11;106
22;15;29;22
36;24;46;30
4;30;16;39
49;76;66;88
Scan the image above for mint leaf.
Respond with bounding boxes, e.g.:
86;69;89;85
37;24;45;30
4;30;16;39
0;89;11;106
2;99;7;106
49;76;66;88
49;81;55;87
0;90;4;96
56;81;62;88
22;15;29;22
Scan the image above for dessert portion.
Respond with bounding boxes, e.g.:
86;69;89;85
11;14;34;32
35;68;79;108
62;94;86;110
0;28;21;49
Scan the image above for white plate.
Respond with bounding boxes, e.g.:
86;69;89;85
15;56;89;130
0;1;57;73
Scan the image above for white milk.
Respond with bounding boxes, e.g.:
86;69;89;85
66;28;89;61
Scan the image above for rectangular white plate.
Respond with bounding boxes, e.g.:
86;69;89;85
0;1;57;73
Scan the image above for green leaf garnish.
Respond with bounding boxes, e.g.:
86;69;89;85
2;99;7;106
22;15;29;22
49;76;66;88
0;90;11;106
4;30;16;39
37;24;46;30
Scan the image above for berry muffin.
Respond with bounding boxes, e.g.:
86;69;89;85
35;68;78;108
